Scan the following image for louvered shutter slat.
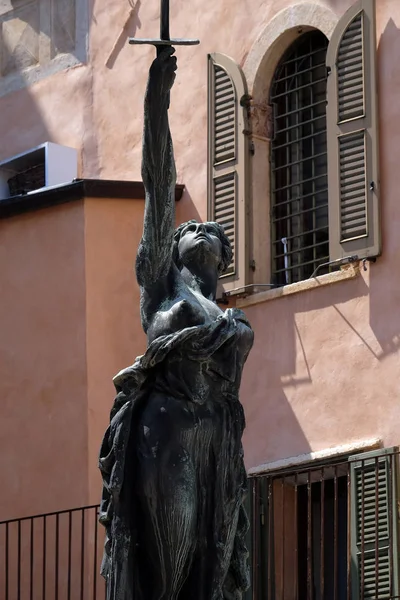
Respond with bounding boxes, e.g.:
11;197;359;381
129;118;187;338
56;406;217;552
327;0;381;261
350;447;399;600
208;53;249;289
214;67;236;166
339;130;367;241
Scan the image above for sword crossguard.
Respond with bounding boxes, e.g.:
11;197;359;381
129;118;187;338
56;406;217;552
129;0;199;49
129;38;199;46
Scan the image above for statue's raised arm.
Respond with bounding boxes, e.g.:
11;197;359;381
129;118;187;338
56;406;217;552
136;47;177;316
99;28;254;600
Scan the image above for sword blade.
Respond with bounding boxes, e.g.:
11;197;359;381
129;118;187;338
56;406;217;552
160;0;170;41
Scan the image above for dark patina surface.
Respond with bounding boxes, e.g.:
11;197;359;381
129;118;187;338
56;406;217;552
99;47;254;600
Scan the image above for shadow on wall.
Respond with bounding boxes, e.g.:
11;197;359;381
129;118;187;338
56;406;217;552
241;303;314;466
1;0;86;88
105;0;142;69
368;17;400;361
0;0;95;163
243;273;371;467
176;186;202;226
0;1;51;160
3;0;79;70
242;14;400;469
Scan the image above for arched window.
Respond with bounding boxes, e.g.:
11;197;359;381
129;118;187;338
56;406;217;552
270;30;329;286
207;0;381;297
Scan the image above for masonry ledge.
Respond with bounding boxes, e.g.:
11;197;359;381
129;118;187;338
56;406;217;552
236;263;360;309
248;438;382;477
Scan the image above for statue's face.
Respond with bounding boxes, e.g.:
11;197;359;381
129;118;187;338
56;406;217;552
178;222;222;271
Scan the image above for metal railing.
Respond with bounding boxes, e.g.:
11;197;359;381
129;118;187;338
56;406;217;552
0;504;105;600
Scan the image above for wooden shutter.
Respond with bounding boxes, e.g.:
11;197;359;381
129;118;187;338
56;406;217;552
349;447;399;599
326;0;381;261
207;53;249;291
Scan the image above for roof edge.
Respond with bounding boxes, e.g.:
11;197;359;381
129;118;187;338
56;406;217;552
0;179;185;219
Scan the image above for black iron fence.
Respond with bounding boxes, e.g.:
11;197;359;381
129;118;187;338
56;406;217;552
0;504;105;600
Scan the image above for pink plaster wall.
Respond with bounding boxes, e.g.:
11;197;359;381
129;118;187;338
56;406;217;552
0;203;88;518
83;196;146;504
241;0;400;469
1;0;400;499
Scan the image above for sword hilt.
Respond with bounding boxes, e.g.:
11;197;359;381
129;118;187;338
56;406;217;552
129;0;199;49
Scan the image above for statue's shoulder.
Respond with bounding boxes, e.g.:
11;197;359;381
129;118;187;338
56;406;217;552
224;307;253;329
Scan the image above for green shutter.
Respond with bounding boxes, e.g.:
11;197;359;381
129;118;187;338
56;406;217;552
207;52;249;291
350;447;399;599
326;0;381;262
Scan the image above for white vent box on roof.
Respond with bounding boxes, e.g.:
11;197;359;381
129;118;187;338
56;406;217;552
0;142;78;200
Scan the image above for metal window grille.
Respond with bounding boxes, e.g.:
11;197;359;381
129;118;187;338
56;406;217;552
270;31;329;286
248;450;400;600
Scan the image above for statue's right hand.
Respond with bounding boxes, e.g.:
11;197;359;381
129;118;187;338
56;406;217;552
149;47;177;95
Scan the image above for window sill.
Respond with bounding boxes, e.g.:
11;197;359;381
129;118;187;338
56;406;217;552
236;263;360;309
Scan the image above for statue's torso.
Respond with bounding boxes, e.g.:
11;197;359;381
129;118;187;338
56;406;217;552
146;281;223;344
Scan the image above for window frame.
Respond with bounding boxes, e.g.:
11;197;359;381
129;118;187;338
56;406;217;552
246;447;400;600
208;0;380;300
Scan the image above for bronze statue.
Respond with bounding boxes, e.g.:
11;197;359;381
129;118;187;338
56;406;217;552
99;37;254;600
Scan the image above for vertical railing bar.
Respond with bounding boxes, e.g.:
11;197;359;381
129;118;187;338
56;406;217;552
294;472;298;600
43;515;47;600
321;468;325;600
334;465;338;600
93;507;98;600
389;454;394;599
281;477;285;600
347;466;351;600
17;520;21;600
68;511;72;600
30;518;34;600
307;470;312;600
0;504;103;600
375;456;379;600
55;513;59;600
295;44;302;283
361;460;365;599
81;508;85;600
287;47;293;285
5;522;8;600
311;37;316;271
252;478;258;600
284;50;290;286
268;478;273;599
258;478;263;600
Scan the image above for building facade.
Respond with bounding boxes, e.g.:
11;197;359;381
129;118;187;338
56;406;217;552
1;0;399;598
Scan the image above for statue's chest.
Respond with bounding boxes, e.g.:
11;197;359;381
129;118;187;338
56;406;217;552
148;291;221;342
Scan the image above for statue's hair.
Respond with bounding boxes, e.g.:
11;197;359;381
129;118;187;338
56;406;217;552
173;219;233;275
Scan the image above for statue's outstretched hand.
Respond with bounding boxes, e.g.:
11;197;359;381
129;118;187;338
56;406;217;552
149;47;177;96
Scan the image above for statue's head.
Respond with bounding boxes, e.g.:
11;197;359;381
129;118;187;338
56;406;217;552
173;220;232;276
